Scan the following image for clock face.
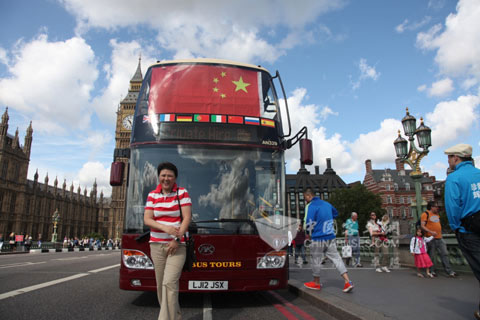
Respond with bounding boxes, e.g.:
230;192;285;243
122;114;133;130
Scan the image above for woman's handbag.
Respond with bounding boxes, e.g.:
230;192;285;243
177;190;196;271
183;233;196;271
342;245;352;258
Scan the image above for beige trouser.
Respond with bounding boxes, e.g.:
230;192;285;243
150;243;186;320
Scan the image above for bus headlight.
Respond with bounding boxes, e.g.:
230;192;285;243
122;249;154;269
257;250;286;269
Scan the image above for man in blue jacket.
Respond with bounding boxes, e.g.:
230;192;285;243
444;143;480;319
303;188;353;292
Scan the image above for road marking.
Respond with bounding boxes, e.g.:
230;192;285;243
268;291;316;320
0;262;46;269
88;264;119;273
54;256;89;261
0;264;119;300
203;293;212;320
0;273;89;300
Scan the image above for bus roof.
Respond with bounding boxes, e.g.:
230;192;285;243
149;58;271;74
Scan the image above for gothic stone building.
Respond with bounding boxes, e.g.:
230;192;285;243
0;108;109;241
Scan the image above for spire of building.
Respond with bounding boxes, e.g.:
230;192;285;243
24;121;33;158
1;107;9;125
124;56;143;97
131;55;143;82
0;107;9;141
44;173;49;191
12;127;19;148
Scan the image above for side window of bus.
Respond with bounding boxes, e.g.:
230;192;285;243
262;76;277;119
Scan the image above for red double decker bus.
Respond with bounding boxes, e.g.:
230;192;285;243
112;58;312;292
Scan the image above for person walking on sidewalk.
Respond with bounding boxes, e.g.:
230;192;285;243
410;227;434;278
421;201;456;277
303;188;354;293
366;212;390;273
345;212;362;267
294;224;307;264
444;143;480;320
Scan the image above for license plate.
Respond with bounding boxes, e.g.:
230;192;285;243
188;281;228;290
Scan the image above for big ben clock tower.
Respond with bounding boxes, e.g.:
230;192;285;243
110;57;143;239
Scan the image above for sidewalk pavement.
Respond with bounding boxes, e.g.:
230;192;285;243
287;258;479;320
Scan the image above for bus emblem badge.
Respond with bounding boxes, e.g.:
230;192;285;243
198;244;215;255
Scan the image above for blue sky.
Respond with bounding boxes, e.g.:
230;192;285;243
1;0;479;196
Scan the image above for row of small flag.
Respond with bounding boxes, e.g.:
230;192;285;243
143;114;276;128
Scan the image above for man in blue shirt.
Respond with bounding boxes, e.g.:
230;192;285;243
444;143;480;319
303;188;354;293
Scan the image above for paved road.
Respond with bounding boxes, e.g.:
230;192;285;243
3;249;478;319
0;250;334;320
288;258;479;320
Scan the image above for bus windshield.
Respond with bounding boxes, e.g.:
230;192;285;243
125;144;285;234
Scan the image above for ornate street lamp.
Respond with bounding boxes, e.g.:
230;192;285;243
393;108;432;224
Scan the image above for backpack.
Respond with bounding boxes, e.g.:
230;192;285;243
416;211;429;229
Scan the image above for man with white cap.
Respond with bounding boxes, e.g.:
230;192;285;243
444;143;480;319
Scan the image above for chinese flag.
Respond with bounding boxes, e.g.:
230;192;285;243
148;64;261;117
228;115;243;124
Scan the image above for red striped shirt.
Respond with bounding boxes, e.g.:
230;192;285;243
145;183;191;243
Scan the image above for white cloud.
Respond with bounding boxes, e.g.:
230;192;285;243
416;0;480;79
77;161;112;197
425;94;480;147
319;106;338;121
396;19;409;33
281;88;354;175
0;47;7;65
350;118;402;166
395;16;431;33
462;78;478;90
359;58;380;81
428;78;454;97
60;0;345;64
418;84;427;92
428;0;447;10
84;130;113;160
351;58;380;90
0;34;98;134
91;39;155;125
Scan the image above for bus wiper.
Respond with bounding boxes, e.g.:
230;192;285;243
135;231;150;242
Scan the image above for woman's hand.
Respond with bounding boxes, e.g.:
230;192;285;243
163;226;180;236
167;239;179;256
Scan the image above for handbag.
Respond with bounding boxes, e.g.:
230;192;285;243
342;245;352;258
177;190;196;271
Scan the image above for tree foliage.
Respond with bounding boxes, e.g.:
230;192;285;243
328;184;385;236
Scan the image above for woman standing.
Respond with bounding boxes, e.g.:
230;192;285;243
366;212;390;273
144;162;192;320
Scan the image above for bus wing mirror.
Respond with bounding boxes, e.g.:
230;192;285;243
300;139;313;165
110;161;125;186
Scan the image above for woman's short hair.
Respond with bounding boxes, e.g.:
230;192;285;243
157;162;178;177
